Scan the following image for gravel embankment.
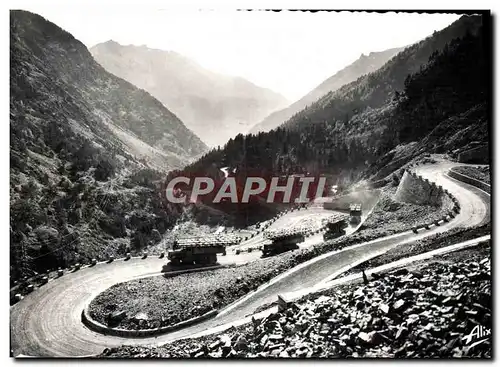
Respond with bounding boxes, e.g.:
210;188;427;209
359;187;454;237
89;191;455;330
453;166;490;185
89;263;285;330
344;224;491;277
101;244;491;358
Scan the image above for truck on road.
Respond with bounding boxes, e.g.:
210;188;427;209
323;213;349;241
262;227;307;257
349;203;362;224
167;234;239;265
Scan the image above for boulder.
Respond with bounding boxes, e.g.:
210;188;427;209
233;334;248;351
132;312;148;323
108;310;127;324
358;331;386;346
219;334;232;349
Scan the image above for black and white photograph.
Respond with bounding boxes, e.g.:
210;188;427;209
8;2;492;360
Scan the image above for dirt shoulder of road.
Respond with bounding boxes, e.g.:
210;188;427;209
343;224;491;278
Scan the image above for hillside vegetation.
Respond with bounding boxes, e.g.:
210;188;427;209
250;47;404;134
10;10;207;281
170;15;487;224
103;244;491;358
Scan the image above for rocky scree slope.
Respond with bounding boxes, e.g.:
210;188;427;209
90;41;289;147
102;245;491;358
250;47;404;134
10;10;206;282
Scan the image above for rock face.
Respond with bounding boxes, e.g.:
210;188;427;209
250;47;404;134
90;41;289;147
394;171;442;206
11;10;207;171
458;145;489;164
10;10;205;279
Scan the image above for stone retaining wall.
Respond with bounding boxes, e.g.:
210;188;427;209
394;170;443;206
448;168;491;194
81;306;218;338
322;190;380;211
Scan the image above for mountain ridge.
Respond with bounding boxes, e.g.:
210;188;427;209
171;15;487;226
90;41;289;147
250;46;405;134
10;10;205;279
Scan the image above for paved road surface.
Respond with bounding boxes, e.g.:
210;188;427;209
10;161;490;357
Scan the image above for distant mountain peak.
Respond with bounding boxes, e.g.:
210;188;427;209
90;42;288;147
250;45;405;134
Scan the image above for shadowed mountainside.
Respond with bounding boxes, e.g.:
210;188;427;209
10;10;207;281
250;47;404;134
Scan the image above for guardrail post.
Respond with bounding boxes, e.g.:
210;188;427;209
277;294;289;312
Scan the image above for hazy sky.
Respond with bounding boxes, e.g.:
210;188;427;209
16;4;461;101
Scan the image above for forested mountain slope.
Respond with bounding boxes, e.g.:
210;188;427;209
284;15;483;132
10;10;206;281
250;47;404;134
170;15;488;224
